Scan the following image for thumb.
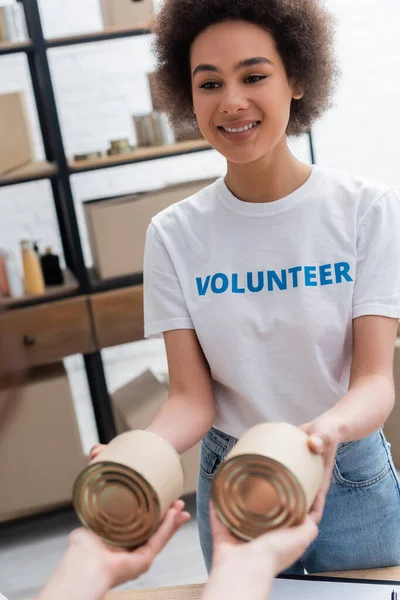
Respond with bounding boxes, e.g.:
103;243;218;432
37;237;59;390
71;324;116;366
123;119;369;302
308;434;325;455
209;502;238;546
89;444;106;461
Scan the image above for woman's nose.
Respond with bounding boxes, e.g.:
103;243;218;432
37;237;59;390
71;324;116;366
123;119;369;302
218;85;250;114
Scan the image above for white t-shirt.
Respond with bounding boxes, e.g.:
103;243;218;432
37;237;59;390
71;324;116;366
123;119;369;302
144;166;400;438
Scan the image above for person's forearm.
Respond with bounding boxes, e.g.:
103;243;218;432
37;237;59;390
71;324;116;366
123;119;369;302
320;373;395;442
146;393;216;454
38;546;109;600
201;561;274;600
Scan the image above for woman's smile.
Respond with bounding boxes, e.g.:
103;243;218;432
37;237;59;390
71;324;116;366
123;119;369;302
217;119;262;142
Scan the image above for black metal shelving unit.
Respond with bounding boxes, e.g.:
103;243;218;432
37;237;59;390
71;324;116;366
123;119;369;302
0;0;215;444
0;40;33;55
46;26;151;48
1;0;315;444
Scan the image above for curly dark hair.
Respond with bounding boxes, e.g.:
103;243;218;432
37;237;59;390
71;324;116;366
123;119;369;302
152;0;340;138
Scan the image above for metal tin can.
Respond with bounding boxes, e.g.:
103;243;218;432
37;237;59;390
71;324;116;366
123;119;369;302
132;114;155;147
211;422;324;541
108;138;134;155
73;430;184;548
151;111;175;146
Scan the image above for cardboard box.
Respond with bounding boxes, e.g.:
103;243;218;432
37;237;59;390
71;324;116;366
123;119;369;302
0;91;34;175
84;178;216;280
0;363;87;522
112;369;200;495
385;340;400;468
100;0;154;29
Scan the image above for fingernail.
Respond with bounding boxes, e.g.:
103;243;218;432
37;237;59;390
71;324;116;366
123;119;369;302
311;435;324;451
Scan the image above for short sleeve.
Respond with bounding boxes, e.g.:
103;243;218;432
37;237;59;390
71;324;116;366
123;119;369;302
353;189;400;319
143;222;194;338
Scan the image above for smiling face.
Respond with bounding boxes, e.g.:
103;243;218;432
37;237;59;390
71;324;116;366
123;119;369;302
190;20;302;165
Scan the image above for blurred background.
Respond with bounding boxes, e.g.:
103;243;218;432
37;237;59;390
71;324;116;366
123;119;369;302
0;0;399;598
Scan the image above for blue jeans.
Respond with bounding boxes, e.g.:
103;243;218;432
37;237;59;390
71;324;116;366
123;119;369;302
197;426;400;574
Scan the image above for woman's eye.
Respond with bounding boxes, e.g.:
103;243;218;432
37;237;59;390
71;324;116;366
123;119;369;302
200;82;220;90
245;75;267;84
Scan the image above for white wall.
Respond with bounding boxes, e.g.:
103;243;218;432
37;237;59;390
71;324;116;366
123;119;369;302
314;0;400;186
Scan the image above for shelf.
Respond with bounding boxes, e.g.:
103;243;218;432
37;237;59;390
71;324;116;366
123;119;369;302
0;161;57;187
47;26;151;48
69;139;213;174
88;268;143;294
0;268;80;309
0;39;33;55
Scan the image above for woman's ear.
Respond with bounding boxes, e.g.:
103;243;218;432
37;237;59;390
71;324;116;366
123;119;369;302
293;90;304;100
291;80;304;100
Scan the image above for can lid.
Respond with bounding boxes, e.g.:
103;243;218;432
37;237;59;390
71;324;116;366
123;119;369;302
73;461;160;548
212;454;306;541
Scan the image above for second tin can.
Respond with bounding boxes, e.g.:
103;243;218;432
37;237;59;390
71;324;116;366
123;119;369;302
211;422;324;541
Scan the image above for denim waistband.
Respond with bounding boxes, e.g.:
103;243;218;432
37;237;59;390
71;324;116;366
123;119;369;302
207;426;237;448
208;425;384;452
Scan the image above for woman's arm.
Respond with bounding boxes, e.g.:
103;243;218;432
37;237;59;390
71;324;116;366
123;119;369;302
302;314;398;521
90;329;215;462
315;315;397;440
146;329;217;454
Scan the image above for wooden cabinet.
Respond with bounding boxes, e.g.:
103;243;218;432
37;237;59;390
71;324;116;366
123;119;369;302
0;286;145;372
0;296;95;368
90;285;144;349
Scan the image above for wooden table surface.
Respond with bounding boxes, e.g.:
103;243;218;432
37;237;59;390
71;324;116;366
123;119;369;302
106;566;400;599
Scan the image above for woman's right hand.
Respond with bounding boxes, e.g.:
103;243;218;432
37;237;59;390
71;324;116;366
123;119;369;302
89;444;106;461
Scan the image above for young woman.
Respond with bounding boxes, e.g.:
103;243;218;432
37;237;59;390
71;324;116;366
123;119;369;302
141;0;400;575
93;0;400;573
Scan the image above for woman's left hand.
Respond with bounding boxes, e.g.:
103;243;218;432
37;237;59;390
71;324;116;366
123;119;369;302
300;419;341;523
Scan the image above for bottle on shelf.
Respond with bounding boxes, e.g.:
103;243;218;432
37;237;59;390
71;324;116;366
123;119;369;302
0;250;10;296
40;247;64;286
5;250;24;298
21;240;45;296
0;248;25;299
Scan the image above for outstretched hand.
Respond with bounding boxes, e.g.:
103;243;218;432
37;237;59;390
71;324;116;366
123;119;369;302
68;499;191;589
210;503;318;577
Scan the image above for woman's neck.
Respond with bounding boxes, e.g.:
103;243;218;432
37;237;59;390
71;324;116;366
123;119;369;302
224;139;312;204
